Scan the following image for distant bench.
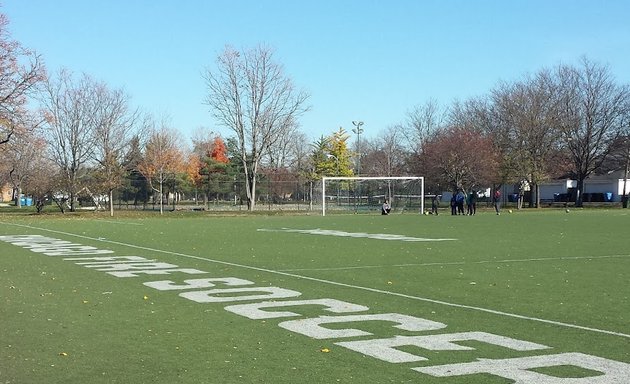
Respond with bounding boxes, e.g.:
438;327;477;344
540;199;570;207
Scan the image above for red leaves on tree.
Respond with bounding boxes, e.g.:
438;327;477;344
210;136;229;163
421;126;499;190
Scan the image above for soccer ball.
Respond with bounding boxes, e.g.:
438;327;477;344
508;209;513;213
566;209;570;213
423;211;429;215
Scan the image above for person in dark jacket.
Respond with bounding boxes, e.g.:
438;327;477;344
467;190;476;216
455;189;465;215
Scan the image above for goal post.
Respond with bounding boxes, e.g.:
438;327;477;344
321;176;424;216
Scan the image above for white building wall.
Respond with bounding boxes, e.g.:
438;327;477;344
539;180;575;201
538;179;627;202
584;181;615;194
617;179;630;198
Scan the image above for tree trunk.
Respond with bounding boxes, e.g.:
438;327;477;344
15;187;22;208
159;182;164;215
247;175;257;211
575;178;585;207
244;160;258;211
70;191;76;212
109;189;114;217
309;179;313;211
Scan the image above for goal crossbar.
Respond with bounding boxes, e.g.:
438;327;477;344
321;176;424;216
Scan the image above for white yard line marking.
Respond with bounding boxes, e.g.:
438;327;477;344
279;254;630;272
3;222;629;340
257;228;456;242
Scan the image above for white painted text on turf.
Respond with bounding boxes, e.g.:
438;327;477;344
2;234;629;383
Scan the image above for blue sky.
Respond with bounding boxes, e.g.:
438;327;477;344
4;0;630;143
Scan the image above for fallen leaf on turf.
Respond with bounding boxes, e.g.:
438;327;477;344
143;295;149;300
82;300;88;304
59;352;68;356
320;348;330;353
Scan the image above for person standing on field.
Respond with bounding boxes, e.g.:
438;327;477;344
455;189;466;215
493;188;502;215
467;190;476;216
431;194;440;215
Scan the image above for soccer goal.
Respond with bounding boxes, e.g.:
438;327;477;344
320;176;424;216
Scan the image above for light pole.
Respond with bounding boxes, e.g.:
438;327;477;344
352;121;364;212
352;121;364;176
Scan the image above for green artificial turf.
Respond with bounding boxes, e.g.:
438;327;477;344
1;209;629;383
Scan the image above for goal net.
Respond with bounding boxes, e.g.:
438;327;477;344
318;177;424;216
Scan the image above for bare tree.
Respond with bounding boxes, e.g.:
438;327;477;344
25;154;58;213
401;99;446;155
91;85;139;216
284;130;310;172
356;125;407;202
40;69;100;212
490;70;563;207
264;125;302;170
2;123;45;207
203;45;310;210
449;97;495;135
602;105;630;207
287;130;313;205
363;124;407;177
0;13;45;146
556;57;630;206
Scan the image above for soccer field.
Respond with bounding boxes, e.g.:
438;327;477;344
1;209;629;383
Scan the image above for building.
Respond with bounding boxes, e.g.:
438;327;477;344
539;170;630;203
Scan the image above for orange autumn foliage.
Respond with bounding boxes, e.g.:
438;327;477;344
186;153;204;187
210;136;229;164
